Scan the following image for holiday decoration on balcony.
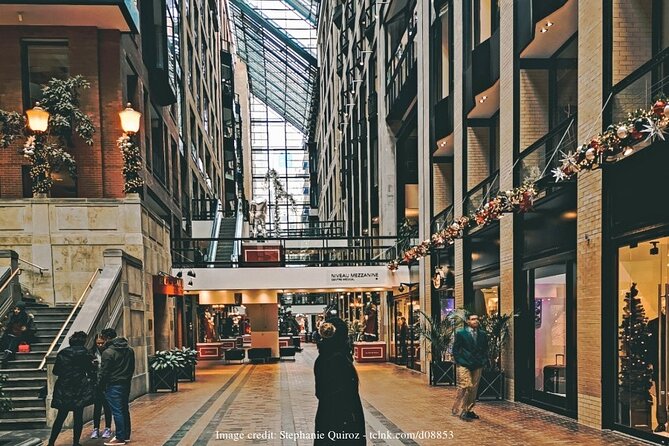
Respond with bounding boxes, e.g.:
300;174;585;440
553;97;668;181
388;181;537;270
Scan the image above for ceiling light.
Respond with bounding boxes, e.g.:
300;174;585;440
546;21;554;27
540;27;548;33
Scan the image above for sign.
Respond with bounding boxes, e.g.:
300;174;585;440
327;272;380;284
153;275;184;296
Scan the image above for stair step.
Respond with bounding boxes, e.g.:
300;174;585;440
0;407;45;420
2;359;42;370
0;369;47;378
25;307;76;315
4;377;47;387
3;387;44;399
30;314;73;322
5;396;44;409
0;417;47;430
30;321;74;330
6;352;44;360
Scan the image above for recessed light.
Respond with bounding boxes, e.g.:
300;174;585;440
546;21;554;27
540;27;548;33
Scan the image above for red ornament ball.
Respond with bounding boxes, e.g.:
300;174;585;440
653;100;666;116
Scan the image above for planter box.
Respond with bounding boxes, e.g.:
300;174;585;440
177;363;196;382
150;367;178;392
477;369;504;400
353;341;386;363
430;360;456;386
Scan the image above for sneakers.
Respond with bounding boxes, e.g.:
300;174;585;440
102;428;113;439
91;428;100;439
104;437;126;445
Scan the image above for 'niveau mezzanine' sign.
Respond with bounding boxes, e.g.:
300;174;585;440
327;272;380;284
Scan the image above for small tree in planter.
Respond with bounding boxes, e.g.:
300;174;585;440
477;312;513;400
173;347;198;382
149;350;185;392
417;310;457;385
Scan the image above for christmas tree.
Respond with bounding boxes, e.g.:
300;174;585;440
618;283;653;407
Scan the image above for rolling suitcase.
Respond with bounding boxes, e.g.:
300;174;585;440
543;353;566;394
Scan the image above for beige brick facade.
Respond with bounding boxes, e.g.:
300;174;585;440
432;163;453;214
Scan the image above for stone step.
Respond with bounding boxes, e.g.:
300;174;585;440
0;368;46;378
31;320;74;330
5;396;45;409
2;358;42;370
3;377;46;388
0;417;47;430
30;313;73;322
3;386;44;399
6;351;44;361
0;407;45;420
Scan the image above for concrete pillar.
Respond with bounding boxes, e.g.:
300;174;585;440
452;0;465;308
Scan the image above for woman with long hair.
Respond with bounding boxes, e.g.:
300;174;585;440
48;331;96;446
90;333;113;439
313;317;366;445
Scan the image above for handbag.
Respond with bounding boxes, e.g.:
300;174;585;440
17;342;30;353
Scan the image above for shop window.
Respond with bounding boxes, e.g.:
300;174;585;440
532;265;567;397
471;0;498;48
21;40;69;110
617;236;669;435
472;278;499;317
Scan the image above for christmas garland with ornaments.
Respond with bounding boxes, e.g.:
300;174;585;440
388;97;669;271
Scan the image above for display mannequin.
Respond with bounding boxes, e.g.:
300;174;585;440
648;307;667;432
363;304;378;341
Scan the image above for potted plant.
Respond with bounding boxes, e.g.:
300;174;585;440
477;312;513;400
173;347;198;382
149;350;184;392
417;310;457;386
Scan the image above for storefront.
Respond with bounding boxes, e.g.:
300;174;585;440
516;187;577;417
465;223;500;316
604;141;669;443
388;290;421;370
152;275;196;351
431;246;455;321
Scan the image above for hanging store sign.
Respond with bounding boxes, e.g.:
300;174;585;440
327;272;380;284
153;275;184;296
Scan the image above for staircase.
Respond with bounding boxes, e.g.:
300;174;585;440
0;301;77;430
215;216;237;263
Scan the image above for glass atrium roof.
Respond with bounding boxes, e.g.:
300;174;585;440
230;0;319;138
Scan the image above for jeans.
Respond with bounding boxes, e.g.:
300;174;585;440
105;384;130;441
49;407;83;446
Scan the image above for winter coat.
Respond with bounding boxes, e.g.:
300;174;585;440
51;345;96;410
314;347;366;445
99;337;135;388
452;327;489;370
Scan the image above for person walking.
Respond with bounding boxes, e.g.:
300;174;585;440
99;328;135;446
313;317;365;445
0;301;36;363
90;334;113;440
47;331;96;446
451;313;489;422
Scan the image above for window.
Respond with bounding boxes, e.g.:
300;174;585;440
21;41;69;109
151;107;166;184
617;236;669;434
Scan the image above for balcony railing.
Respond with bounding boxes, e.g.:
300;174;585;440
386;35;418;117
515;115;577;188
171;236;399;268
607;47;669;139
464;171;499;217
361;3;376;40
431;205;454;235
192;198;222;220
264;220;346;238
465;28;500;113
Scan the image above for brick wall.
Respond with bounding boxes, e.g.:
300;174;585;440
432;162;453;214
577;0;604;428
0;26;126;199
466;126;490;190
519;70;549;150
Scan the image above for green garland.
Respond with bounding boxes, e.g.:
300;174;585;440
118;133;144;194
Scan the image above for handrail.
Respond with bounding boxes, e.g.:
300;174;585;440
0;268;21;297
232;198;245;263
37;268;102;370
18;258;49;275
208;199;223;266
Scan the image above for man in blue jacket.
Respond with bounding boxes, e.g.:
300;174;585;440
451;313;488;421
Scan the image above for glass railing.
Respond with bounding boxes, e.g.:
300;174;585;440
515;115;577;188
464;171;499;217
607;47;669;148
386;32;417;112
171;236;399;268
264;220;346;238
191;198;220;220
431;205;454;235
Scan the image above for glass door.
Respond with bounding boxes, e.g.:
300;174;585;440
521;261;576;416
616;236;669;438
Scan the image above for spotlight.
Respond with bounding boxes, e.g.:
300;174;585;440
540;27;548;33
176;271;183;278
188;279;193;286
546;21;554;27
398;285;405;293
650;241;660;256
187;270;196;278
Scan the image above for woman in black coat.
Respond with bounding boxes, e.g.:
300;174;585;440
48;331;96;446
313;317;366;445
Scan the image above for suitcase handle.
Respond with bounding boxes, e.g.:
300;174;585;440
555;353;565;366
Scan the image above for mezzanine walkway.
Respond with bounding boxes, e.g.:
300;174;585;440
32;344;647;446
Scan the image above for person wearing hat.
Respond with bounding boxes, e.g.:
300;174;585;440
0;301;36;363
313;317;366;445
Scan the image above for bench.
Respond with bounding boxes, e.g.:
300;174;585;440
280;347;297;360
247;347;272;363
224;348;246;363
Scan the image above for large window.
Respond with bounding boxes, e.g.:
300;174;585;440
617;236;669;437
21;40;69;109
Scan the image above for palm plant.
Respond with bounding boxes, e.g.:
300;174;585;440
479;312;514;372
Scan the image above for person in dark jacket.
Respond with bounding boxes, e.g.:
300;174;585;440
90;334;113;439
47;331;96;446
99;328;135;446
313;317;366;445
0;301;36;362
451;313;489;422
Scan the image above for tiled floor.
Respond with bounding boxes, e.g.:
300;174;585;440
37;344;650;445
